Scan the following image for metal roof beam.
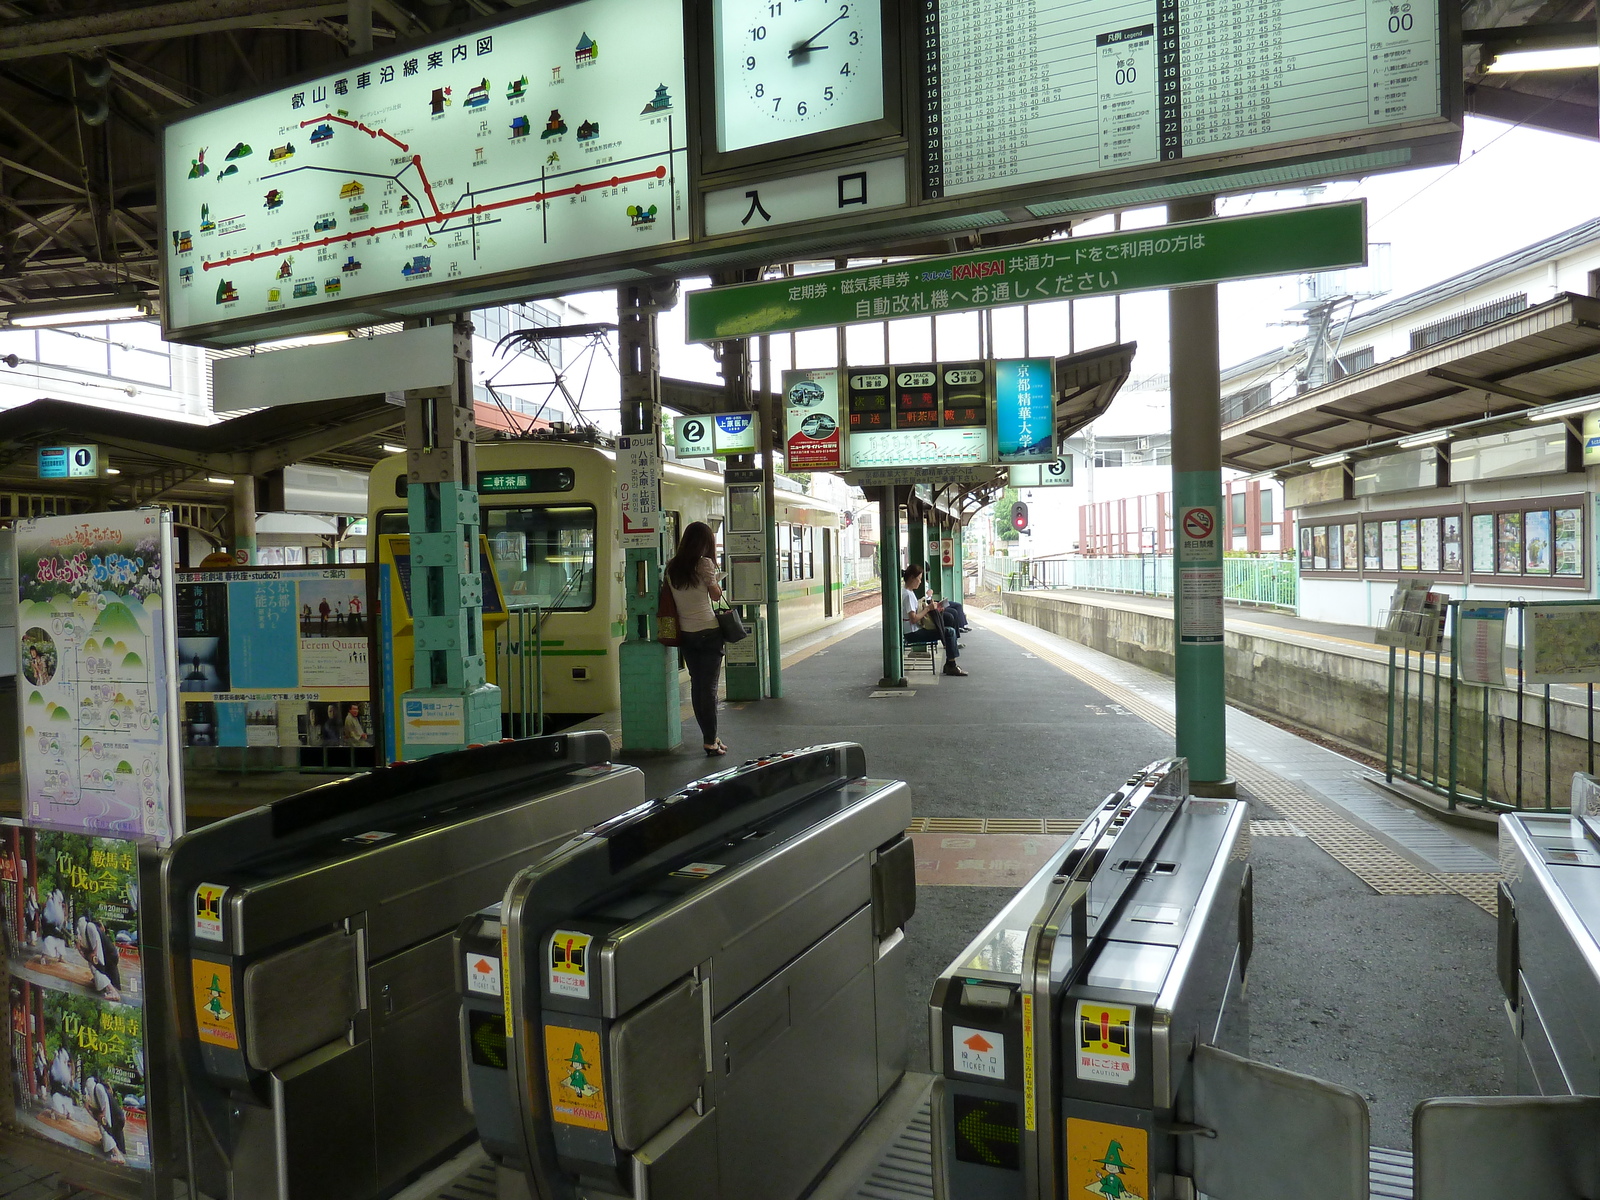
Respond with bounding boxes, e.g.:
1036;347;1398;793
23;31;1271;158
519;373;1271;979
0;0;350;59
1240;429;1332;454
1312;403;1422;434
1426;366;1561;407
245;405;403;475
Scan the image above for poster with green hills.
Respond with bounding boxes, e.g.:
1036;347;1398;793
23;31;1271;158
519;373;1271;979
14;511;177;845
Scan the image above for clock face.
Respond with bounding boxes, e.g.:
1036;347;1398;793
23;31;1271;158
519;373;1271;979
712;0;885;154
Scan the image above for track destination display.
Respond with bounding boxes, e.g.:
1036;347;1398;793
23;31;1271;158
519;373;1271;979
922;0;1441;198
162;0;688;340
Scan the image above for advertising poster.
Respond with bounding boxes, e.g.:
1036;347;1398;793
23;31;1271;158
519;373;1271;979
1526;605;1600;685
782;368;843;470
2;826;149;1170
14;511;178;844
1457;607;1508;687
174;566;378;760
994;358;1055;463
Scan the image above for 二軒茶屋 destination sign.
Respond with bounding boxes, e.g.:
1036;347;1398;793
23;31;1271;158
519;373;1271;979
686;201;1365;343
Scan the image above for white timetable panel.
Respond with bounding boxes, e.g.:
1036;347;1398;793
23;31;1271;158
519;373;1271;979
162;0;688;341
921;0;1441;199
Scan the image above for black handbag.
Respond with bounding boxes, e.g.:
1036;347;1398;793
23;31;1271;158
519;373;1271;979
715;602;748;643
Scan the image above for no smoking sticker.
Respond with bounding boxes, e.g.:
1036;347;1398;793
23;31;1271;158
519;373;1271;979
1177;506;1219;562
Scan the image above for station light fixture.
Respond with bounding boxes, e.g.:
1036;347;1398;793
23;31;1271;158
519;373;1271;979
1483;45;1600;72
9;304;147;327
1527;395;1600;422
1397;430;1451;448
207;475;235;485
381;443;406;454
1308;452;1349;468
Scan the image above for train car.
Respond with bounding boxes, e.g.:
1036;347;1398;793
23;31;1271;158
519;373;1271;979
368;438;843;728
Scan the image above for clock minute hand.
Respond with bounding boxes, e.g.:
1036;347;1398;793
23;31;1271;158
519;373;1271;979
788;12;846;58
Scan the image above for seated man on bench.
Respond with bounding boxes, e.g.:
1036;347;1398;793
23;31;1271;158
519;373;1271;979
903;564;967;676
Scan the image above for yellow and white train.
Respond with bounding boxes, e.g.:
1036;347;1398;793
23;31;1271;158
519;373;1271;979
368;439;843;727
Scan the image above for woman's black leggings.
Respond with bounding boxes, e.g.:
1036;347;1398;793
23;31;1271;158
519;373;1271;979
679;629;726;744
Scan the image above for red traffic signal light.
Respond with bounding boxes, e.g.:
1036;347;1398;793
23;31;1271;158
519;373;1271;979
1011;501;1029;533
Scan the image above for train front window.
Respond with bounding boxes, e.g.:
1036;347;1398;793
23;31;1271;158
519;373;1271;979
484;506;597;611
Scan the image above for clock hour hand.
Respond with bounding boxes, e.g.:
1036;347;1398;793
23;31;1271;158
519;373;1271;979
789;11;846;58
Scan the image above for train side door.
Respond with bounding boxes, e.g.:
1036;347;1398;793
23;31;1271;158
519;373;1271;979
823;529;834;617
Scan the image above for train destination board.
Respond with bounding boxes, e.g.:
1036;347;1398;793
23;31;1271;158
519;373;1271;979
922;0;1443;199
162;0;687;343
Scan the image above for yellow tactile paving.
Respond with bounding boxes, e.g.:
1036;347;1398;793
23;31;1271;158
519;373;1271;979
977;612;1497;916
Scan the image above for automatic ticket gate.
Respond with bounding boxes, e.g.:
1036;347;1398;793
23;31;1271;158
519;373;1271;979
931;758;1259;1200
459;742;915;1200
163;732;646;1200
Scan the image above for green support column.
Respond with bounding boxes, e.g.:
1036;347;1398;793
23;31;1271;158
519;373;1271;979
617;281;682;752
950;520;965;600
925;515;943;598
1169;198;1234;795
906;505;926;596
400;317;501;759
878;487;906;688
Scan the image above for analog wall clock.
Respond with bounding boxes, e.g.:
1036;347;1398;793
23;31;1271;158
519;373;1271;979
710;0;888;156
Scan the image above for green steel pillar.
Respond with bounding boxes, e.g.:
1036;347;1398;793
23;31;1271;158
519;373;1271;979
1169;198;1234;795
950;519;965;599
926;513;943;598
400;316;501;758
878;487;906;688
906;503;926;596
618;281;682;752
759;335;782;698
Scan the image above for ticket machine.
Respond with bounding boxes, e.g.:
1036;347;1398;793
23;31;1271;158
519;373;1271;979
164;732;646;1200
461;743;915;1200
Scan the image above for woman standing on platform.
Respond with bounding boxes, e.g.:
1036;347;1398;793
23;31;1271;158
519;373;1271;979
665;521;728;757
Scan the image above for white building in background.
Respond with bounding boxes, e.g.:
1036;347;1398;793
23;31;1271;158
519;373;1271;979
1221;216;1600;628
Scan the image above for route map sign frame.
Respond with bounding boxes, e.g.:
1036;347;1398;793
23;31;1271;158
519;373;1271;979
160;0;689;346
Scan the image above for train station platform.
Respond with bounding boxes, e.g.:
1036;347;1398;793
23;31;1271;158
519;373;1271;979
0;602;1507;1200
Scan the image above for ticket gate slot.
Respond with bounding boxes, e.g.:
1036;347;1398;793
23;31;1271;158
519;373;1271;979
164;732;647;1200
484;743;915;1200
931;759;1254;1200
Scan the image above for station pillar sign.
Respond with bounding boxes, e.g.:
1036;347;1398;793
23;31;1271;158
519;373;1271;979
37;444;100;478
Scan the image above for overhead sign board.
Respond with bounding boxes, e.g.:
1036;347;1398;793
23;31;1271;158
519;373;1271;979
849;427;990;470
37;445;100;478
995;358;1056;464
161;0;688;345
1009;458;1074;487
617;435;662;549
922;0;1449;202
783;368;843;471
686;203;1367;342
672;412;760;458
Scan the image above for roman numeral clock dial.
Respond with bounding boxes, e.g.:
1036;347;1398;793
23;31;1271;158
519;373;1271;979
712;0;885;153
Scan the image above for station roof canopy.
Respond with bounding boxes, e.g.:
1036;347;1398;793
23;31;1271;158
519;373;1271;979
1220;292;1600;476
0;395;403;508
0;0;1590;325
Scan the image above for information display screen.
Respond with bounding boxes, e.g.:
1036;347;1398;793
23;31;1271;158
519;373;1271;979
162;0;689;344
921;0;1444;199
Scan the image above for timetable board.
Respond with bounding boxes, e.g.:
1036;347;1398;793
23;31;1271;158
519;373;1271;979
922;0;1443;199
161;0;687;343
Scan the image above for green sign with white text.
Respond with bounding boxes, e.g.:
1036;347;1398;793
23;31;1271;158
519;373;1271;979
687;201;1366;342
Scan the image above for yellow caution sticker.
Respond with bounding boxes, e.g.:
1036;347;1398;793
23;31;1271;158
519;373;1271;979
1075;1000;1136;1085
548;929;592;999
1066;1118;1147;1200
1020;993;1036;1132
193;883;226;942
502;924;513;1036
544;1025;608;1131
192;960;239;1049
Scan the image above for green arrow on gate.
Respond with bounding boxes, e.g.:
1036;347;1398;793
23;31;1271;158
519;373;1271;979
685;201;1366;343
957;1101;1021;1168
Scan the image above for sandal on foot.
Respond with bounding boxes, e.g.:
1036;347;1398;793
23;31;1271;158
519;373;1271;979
704;741;728;756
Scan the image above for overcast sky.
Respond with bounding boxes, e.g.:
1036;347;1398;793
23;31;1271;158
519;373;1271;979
515;115;1600;434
